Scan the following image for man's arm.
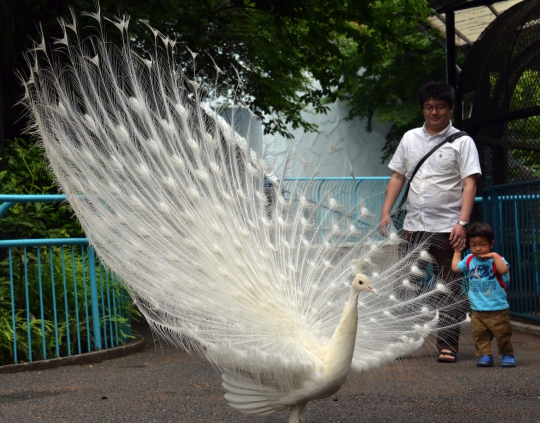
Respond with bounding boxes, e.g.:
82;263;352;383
380;171;406;236
449;174;478;248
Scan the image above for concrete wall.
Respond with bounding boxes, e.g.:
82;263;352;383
268;99;392;177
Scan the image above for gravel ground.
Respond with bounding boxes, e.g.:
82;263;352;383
1;320;539;423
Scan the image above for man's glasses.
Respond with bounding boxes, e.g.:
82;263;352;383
423;105;448;112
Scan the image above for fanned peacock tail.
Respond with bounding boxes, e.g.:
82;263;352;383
21;6;469;398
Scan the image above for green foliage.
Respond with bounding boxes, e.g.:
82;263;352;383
0;246;136;365
112;0;433;139
0;138;135;365
94;0;430;135
341;7;466;162
3;0;432;144
0;137;83;239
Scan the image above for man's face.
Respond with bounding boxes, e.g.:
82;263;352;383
422;98;454;134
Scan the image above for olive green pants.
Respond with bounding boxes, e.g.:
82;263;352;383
471;309;514;357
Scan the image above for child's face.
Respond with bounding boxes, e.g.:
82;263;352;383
469;236;494;257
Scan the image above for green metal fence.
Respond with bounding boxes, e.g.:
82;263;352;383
0;195;132;365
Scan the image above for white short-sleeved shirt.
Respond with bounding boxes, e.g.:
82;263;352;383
388;122;481;232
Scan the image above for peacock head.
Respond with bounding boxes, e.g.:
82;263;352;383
352;272;375;294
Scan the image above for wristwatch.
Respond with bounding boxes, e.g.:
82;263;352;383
458;220;469;229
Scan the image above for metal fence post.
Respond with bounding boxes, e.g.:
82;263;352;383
483;188;500;253
88;246;102;350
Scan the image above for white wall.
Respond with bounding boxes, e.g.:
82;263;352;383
268;99;392;177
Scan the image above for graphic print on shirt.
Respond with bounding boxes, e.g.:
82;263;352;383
469;264;497;296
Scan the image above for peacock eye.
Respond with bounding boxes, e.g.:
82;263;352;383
358;281;364;285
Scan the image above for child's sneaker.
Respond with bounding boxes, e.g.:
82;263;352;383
477;355;494;367
501;355;516;368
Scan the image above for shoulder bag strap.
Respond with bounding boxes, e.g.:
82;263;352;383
394;131;468;212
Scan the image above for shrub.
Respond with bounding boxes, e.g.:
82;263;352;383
0;138;137;365
0;137;83;239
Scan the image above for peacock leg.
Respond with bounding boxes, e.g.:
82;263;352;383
289;403;307;423
298;403;307;423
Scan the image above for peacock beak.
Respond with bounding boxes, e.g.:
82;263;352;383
367;285;376;295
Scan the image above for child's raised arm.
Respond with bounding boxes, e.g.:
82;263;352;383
488;252;509;275
451;250;463;273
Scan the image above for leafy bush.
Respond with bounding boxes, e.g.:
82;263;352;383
0;137;83;239
0;138;137;365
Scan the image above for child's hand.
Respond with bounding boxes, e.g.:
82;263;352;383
476;252;498;260
453;242;467;253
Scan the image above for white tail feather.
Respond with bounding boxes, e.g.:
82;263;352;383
22;9;469;422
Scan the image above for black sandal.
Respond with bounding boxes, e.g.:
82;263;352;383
437;350;458;363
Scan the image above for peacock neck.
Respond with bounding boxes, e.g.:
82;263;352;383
324;289;359;374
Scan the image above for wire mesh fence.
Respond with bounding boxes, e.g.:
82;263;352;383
457;0;540;193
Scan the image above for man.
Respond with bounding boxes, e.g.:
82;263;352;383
380;81;481;363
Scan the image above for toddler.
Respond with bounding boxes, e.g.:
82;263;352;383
451;222;516;367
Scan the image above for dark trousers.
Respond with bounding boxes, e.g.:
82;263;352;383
401;231;465;354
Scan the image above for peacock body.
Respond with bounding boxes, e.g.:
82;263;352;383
21;7;468;422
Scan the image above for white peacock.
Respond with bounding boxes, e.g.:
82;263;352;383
21;7;468;423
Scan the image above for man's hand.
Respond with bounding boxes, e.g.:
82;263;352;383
380;172;406;238
379;213;392;237
451;174;476;250
449;223;466;250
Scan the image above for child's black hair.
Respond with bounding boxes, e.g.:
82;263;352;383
466;222;494;243
417;81;455;109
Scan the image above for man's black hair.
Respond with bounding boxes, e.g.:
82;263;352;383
466;222;494;243
417;81;455;109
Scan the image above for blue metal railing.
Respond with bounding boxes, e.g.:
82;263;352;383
282;177;394;241
283;177;482;237
0;195;132;365
483;180;540;323
2;177;537;366
284;177;538;323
